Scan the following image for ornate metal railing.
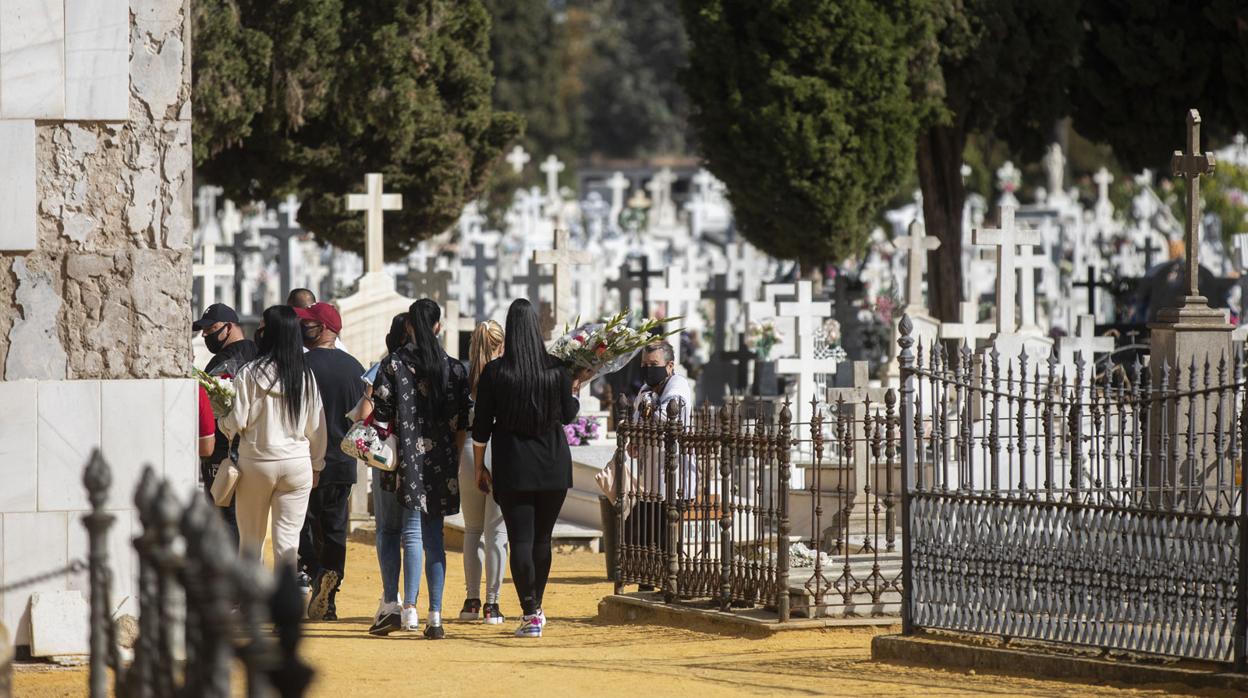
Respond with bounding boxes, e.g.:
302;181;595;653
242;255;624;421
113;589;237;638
896;314;1248;668
82;451;313;698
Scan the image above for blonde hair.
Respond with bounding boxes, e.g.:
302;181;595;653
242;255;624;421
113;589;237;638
468;320;504;399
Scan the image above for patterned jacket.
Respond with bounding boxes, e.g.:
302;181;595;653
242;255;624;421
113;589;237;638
372;343;471;516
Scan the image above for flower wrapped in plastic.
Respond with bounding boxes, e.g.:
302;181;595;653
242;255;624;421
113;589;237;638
195;368;236;419
549;311;681;381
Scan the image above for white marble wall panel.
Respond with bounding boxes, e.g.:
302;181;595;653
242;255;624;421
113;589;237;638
0;381;38;512
2;512;68;644
162;378;198;500
102;379;163;510
36;380;100;511
64;0;129;120
0;119;36;250
0;0;66;118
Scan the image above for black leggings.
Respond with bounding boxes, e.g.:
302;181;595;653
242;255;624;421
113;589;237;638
495;488;568;616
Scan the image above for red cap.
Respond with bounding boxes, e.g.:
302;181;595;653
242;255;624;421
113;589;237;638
294;302;342;335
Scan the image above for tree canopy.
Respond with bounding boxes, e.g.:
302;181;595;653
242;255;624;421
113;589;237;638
194;1;521;259
680;0;934;263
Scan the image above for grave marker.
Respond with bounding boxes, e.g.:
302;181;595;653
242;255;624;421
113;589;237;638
534;227;593;339
345;173;403;274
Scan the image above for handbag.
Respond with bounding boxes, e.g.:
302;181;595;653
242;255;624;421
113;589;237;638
210;461;240;506
341;414;398;471
595;452;634;519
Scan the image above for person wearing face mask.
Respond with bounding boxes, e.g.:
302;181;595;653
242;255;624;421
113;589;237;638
626;340;693;591
292;302;365;622
192;303;259;546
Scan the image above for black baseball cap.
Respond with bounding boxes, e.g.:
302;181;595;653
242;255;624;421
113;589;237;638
192;303;240;331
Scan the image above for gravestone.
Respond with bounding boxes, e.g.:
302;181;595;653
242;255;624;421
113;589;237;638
939;301;994;351
777;281;838;429
257;194;303;299
460;242;496;322
1058;314;1114;368
534;227;593;340
973;204;1052;363
506;144;530;174
696;272;743;404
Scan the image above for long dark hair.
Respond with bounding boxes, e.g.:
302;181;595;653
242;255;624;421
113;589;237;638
407;299;447;407
496;299;562;435
384;313;408;355
254;305;313;428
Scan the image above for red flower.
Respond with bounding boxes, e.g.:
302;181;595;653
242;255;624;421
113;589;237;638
595;345;608;357
218;373;233;379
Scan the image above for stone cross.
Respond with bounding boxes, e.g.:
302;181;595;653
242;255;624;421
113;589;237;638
534;227;593;339
652;266;702;321
506;144;531;174
1014;244;1048;333
1171;109;1216;300
777;280;837;423
1073;261;1111;319
894;219;940;313
1094;167;1114;222
972;205;1041;334
1058;314;1114;368
461;242;495;322
258;194;304;298
606;171;629;229
1141;234;1163;270
192;242;234;309
606;264;643;312
512;256;552;306
701;272;740;355
195;185;224;239
407;265;453;303
626;255;664;312
219;199;242;246
939;301;994;349
346;173;403;274
540;155;565;206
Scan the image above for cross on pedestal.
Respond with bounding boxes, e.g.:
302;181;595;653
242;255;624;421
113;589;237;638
939;301;994;349
258;194;304;298
972;205;1041;334
462;242;495;322
700;272;740;355
777;281;837;422
606;171;630;228
1171;109;1217;302
506;145;531;174
540;155;565;207
193;243;235;309
1058;314;1115;368
1014;244;1048;332
1094;167;1114;220
894;219;941;312
346;173;403;274
534;227;593;339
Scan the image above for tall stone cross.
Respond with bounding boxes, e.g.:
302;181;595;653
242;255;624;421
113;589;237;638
606;264;644;312
1014;244;1048;333
512;257;553;306
462;242;495;322
606;171;630;229
407;261;453;303
540;155;565;207
506;144;531;174
1172;108;1216;301
701;272;740;355
972;205;1041;335
1141;234;1163;270
894;220;940;313
651;267;701;367
777;280;837;424
534;227;592;339
346;173;403;274
1058;314;1114;368
193;242;234;309
259;194;304;297
195;185;224;239
1094;167;1114;222
939;301;994;349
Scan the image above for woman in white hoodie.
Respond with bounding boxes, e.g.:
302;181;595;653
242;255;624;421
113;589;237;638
220;305;327;569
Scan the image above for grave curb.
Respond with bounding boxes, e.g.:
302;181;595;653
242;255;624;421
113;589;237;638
871;633;1248;692
597;594;899;638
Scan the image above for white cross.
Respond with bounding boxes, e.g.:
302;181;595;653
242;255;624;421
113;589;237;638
777;281;837;423
1058;314;1114;368
195;185;224;233
939;301;994;348
442;299;473;361
648;266;701;368
1014;244;1048;332
534;227;593;339
193;243;235;309
1094;167;1114;221
219;200;242;246
346;173;403;274
692;168;715;197
506;145;531;174
894;219;940;313
278;193;301;229
973;205;1041;335
540;155;565;206
606;171;629;227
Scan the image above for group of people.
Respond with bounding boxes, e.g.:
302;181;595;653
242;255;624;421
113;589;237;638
193;290;595;639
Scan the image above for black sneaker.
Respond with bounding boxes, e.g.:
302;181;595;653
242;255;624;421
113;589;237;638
369;603;402;636
306;570;339;621
482;603;505;625
296;572;312;594
458;598;481;620
424;624;445;640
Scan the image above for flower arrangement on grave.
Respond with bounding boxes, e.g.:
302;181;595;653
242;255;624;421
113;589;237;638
821;319;848;363
549;311;681;381
563;416;602;447
745;318;784;361
195;368;236;419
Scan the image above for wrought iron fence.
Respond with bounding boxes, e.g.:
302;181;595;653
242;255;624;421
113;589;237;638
609;390;904;622
896;314;1248;668
81;450;313;698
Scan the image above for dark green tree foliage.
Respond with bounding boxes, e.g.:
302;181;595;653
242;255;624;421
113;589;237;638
194;1;521;258
680;0;931;262
916;0;1081;321
1072;0;1248;172
484;0;567;157
191;0;271;165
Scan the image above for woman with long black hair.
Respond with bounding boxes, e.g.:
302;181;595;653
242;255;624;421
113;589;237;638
220;305;327;569
371;299;471;639
473;299;581;638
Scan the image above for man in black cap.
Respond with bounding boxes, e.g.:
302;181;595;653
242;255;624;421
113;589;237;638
193;303;258;547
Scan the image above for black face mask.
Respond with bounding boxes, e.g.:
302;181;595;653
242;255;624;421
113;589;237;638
301;325;321;345
204;324;230;354
642;365;669;389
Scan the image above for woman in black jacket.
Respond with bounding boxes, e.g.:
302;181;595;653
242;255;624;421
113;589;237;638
473;299;581;638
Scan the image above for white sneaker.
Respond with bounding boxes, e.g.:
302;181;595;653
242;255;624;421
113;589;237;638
402;606;420;631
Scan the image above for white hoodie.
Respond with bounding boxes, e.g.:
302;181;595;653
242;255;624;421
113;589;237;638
220;361;328;471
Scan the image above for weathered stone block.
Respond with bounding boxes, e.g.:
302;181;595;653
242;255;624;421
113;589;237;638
5;258;67;380
29;590;88;657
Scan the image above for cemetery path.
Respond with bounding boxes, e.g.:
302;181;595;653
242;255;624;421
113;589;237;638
13;541;1232;697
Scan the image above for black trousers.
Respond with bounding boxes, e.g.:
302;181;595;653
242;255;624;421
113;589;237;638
495;488;567;616
299;483;352;582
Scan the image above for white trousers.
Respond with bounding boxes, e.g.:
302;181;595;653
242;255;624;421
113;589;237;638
235;456;313;570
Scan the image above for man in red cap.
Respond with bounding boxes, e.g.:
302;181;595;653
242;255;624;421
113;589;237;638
295;302;365;621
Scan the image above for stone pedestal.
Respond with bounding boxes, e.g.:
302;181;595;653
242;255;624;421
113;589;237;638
335;272;413;368
1147;299;1233;506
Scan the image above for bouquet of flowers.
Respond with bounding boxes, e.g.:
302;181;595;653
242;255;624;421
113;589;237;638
195;368;236;419
745;318;784;361
549;311;681;380
563;416;602;446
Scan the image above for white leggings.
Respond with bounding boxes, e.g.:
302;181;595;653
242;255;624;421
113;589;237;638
458;445;507;604
235;456;312;570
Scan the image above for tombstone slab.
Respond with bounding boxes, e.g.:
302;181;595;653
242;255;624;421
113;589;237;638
29;590;89;657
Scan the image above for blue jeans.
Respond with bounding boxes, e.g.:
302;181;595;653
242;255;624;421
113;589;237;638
402;508;446;613
372;470;404;604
